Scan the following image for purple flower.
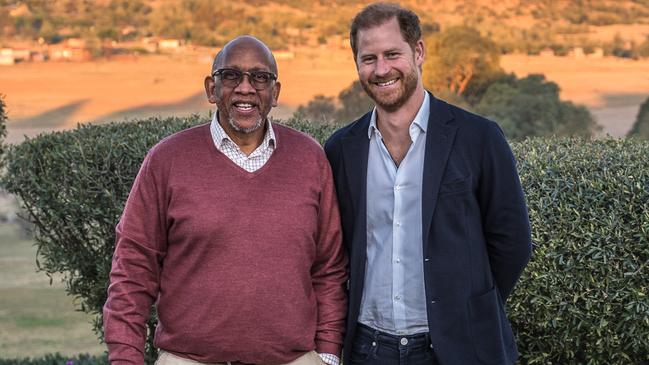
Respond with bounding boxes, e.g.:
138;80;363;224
66;361;74;365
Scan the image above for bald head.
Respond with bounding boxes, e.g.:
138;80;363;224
212;36;278;76
204;35;282;144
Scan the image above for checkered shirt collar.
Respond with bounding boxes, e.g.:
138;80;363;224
210;113;276;151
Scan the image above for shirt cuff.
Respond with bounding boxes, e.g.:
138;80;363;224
318;353;340;365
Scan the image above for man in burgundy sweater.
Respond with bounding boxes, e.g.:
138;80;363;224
103;36;348;365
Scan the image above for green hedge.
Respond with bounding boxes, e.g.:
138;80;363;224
509;137;649;364
0;115;207;362
0;94;7;157
1;115;647;364
628;95;649;140
0;353;108;365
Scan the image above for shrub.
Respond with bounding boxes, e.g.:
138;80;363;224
334;80;374;123
474;74;599;139
510;138;649;364
638;36;649;59
2;115;647;364
627;96;649;139
279;115;340;144
293;95;337;124
423;25;503;101
0;115;207;363
0;94;8;158
0;353;108;365
0;114;335;363
293;80;374;125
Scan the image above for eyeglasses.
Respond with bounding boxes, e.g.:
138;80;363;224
212;68;277;90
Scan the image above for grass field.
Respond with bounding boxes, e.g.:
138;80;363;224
0;223;105;358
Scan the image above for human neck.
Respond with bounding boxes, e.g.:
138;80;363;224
374;87;426;167
375;86;426;138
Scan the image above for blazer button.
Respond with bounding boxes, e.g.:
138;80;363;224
430;300;436;304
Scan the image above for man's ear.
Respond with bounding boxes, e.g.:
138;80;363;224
204;76;217;104
271;81;281;107
415;39;425;68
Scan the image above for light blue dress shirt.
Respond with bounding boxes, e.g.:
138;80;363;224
358;93;430;336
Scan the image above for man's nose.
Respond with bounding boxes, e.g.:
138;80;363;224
374;57;391;77
235;74;256;93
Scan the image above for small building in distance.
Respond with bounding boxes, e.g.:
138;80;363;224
274;50;295;60
539;48;555;57
48;38;92;61
570;47;585;59
159;39;181;51
0;48;15;65
0;47;34;65
588;47;604;58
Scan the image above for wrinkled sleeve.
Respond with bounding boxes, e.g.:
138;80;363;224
312;157;349;357
103;151;168;365
478;122;532;301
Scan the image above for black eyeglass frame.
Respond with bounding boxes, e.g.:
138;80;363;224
211;68;278;90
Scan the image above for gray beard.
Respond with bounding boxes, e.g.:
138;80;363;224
229;117;264;134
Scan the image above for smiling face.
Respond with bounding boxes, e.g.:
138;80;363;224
356;17;424;112
204;37;281;138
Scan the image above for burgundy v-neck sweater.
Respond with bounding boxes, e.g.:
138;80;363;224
103;123;348;365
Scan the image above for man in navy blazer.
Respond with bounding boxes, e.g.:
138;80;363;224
324;3;532;365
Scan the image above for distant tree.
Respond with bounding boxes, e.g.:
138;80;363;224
423;26;503;103
474;74;599;139
606;33;636;58
335;80;374;123
107;0;151;24
0;95;7;159
637;36;649;58
627;96;649;140
421;21;441;34
150;1;192;41
430;89;472;110
294;95;337;124
565;0;589;24
97;26;118;41
293;80;374;125
38;19;59;43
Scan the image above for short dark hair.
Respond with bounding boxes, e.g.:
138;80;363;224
349;3;422;60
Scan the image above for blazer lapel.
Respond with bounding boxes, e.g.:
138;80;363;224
422;94;458;258
341;113;371;295
341;117;370;219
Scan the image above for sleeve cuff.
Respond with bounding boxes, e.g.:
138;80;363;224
318;353;340;365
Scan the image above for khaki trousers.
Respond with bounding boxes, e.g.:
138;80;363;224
155;350;326;365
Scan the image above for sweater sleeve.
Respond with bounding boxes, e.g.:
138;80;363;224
311;157;349;357
103;152;168;365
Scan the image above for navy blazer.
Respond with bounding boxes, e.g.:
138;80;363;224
324;93;532;365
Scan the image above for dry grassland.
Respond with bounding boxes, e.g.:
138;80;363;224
1;48;649;142
1;47;358;143
501;54;649;137
0;224;105;358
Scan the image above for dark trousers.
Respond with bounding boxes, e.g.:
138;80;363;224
348;324;439;365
